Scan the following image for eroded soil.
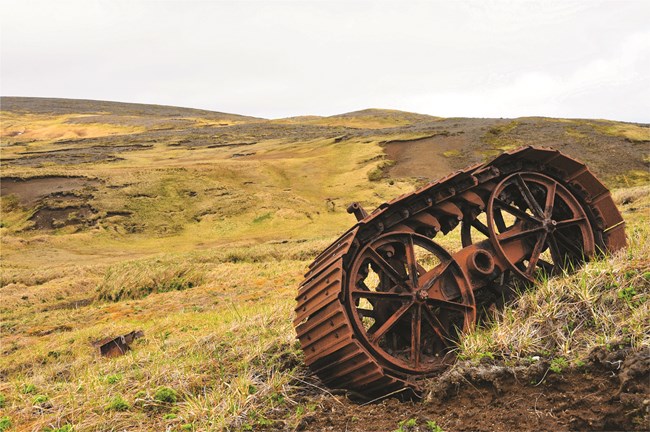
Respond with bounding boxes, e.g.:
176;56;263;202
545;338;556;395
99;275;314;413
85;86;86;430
383;117;648;183
1;176;99;230
0;176;98;205
384;133;470;180
300;347;649;432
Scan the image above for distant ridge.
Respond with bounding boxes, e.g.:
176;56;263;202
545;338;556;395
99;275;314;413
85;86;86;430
1;98;439;123
274;108;441;128
0;96;261;121
330;108;438;120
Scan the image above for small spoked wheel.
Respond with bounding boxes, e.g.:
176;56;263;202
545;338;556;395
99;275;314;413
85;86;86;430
487;172;595;281
346;232;475;374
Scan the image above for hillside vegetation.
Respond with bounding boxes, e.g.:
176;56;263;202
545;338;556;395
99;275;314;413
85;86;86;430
0;97;648;431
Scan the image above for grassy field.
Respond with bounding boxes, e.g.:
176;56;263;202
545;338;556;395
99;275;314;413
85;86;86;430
0;98;648;431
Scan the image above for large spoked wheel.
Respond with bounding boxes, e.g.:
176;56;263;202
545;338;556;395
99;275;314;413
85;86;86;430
487;172;595;281
346;232;476;375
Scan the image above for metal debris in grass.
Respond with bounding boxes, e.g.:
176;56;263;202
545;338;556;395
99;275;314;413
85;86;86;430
93;330;144;357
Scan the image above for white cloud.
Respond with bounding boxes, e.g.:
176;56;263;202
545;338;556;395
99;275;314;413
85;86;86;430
1;0;648;121
400;30;650;121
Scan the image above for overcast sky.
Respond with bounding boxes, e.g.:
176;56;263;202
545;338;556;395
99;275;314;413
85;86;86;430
1;1;649;121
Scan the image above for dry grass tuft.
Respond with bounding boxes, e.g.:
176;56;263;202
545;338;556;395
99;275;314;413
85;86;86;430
97;259;205;302
459;224;650;362
599;123;650;143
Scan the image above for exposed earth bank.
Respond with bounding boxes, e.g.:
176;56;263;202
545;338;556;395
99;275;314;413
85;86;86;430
301;347;649;432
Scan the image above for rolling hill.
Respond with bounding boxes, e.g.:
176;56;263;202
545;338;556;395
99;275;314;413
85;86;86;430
0;97;648;431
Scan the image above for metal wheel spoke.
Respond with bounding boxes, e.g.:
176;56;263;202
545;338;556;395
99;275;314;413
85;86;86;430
356;308;375;318
471;218;490;237
357;280;371;292
404;235;419;288
426;297;474;313
367;321;381;334
351;290;410;301
554;231;584;257
421;260;452;291
526;232;548;276
544;182;557;217
367;248;408;289
538;259;555;273
411;305;422;367
555;216;586;229
547;235;564;265
369;301;412;343
494;208;507;232
494;198;540;223
421;305;452;346
514;174;544;217
497;225;544;243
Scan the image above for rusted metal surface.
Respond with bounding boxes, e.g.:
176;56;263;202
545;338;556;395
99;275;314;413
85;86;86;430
294;146;626;397
486;172;596;281
93;330;144;357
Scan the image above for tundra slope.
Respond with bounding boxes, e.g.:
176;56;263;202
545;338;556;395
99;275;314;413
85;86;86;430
0;97;648;431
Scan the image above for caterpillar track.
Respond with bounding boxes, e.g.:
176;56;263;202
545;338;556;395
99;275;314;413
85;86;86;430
294;146;626;398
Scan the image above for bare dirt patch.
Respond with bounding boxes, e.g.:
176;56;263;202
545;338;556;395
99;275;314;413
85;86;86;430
29;204;98;230
1;176;101;230
302;347;649;432
380;117;648;184
0;176;98;205
384;134;470;180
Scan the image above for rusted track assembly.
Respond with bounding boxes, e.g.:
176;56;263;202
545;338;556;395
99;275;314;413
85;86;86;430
294;146;626;397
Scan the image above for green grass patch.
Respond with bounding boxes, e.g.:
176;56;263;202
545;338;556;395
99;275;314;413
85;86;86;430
21;383;36;394
564;126;587;140
44;425;73;432
613;170;650;187
106;395;130;412
394;418;418;432
427;421;445;432
252;212;272;224
549;357;569;374
482;120;521;151
32;394;49;405
599;123;650;142
367;159;396;181
105;373;123;384
0;417;12;432
154;387;178;404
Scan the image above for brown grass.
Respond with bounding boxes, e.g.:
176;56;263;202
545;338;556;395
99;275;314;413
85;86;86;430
1;102;648;430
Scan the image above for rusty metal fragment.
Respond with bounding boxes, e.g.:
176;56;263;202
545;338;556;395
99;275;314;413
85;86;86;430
294;146;626;397
93;330;144;357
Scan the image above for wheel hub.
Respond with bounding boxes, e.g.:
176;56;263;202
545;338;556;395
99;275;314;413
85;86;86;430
543;218;557;232
487;172;595;281
346;232;475;374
